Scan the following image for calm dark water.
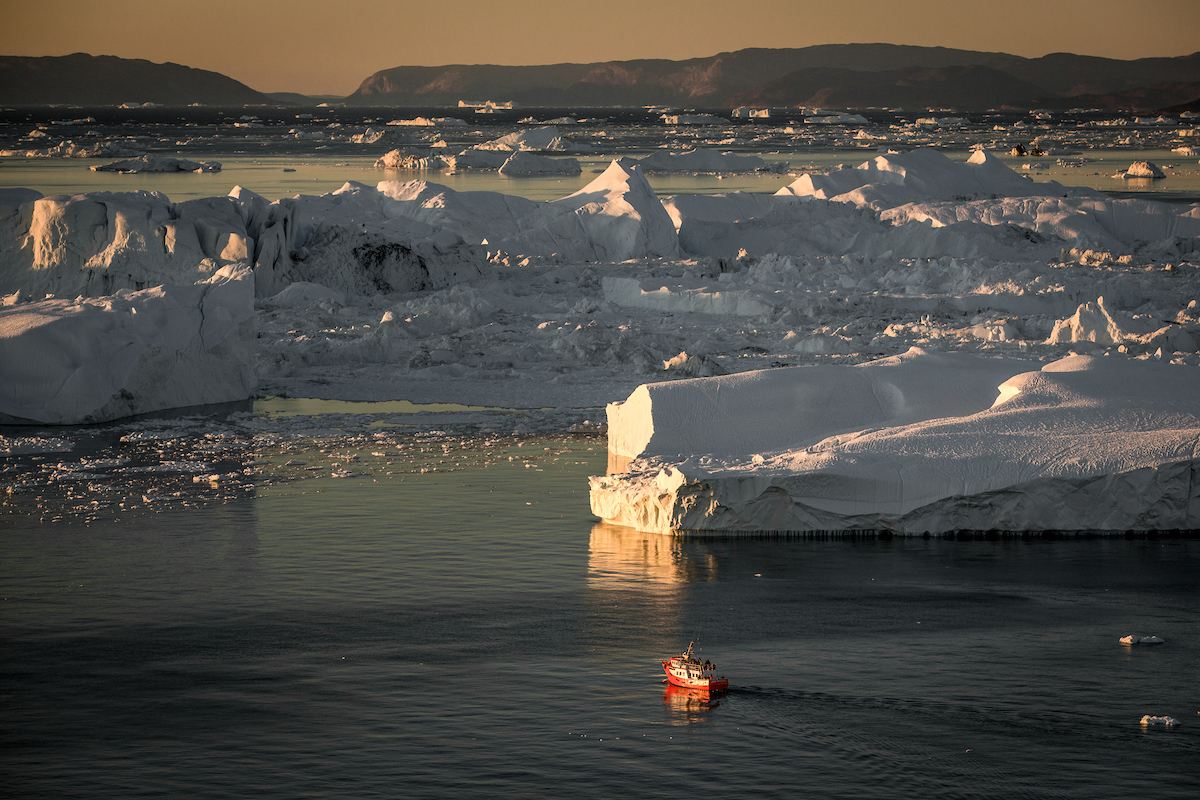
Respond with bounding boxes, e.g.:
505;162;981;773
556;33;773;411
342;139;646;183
2;441;1198;798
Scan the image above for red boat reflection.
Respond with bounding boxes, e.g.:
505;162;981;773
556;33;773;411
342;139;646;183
663;683;723;721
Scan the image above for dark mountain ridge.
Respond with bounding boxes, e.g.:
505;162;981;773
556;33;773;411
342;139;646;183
2;46;1197;110
0;53;273;106
349;44;1200;110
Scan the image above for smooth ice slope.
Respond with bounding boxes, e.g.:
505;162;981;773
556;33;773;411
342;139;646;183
0;265;255;424
605;349;1031;461
591;349;1200;534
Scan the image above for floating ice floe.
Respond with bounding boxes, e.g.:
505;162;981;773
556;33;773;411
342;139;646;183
803;112;869;125
473;126;569;152
373;149;451;171
0;139;142;159
91;154;222;174
1139;715;1178;729
1119;634;1165;646
0;265;255;425
590;348;1200;534
0;435;73;455
497;152;582;177
348;128;386;145
385;117;468;127
661;113;725;125
1123;161;1166;179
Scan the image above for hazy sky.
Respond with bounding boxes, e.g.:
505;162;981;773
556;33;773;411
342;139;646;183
4;0;1198;95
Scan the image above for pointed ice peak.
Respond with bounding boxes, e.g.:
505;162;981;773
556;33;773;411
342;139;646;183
967;148;996;166
333;180;376;196
228;185;267;204
376;179;438;202
569;157;653;200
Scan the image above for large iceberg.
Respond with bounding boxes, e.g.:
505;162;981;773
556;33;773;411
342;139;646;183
590;349;1200;534
776;148;1063;206
0;189;250;298
380;158;678;261
238;182;485;297
666;149;1200;260
0;184;485;300
0;265;255;425
91;154;222;174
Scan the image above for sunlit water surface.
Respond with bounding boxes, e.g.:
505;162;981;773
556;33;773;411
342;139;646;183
3;435;1198;799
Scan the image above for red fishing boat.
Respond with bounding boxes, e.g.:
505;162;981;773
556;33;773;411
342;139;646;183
661;641;729;691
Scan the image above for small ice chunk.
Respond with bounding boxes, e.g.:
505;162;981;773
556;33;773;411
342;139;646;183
1139;715;1178;729
1119;634;1165;646
1122;161;1165;179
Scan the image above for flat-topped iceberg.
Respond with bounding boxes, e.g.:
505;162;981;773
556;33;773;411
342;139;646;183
0;265;255;425
497;152;582;177
385;117;467;127
91;154;222;174
590;348;1200;534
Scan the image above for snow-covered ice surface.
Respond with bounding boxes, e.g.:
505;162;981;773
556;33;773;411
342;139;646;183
0;181;484;299
0;265;255;424
497;152;582;177
591;350;1200;534
2;136;1199;531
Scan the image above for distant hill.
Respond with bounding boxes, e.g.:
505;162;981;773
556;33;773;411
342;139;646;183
0;53;273;106
266;92;344;106
1164;96;1200;113
348;44;1200;111
743;65;1048;109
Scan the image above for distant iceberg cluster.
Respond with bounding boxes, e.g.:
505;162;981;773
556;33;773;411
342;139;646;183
1;141;1198;535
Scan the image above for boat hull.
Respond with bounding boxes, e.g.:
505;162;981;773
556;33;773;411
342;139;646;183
661;660;729;691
